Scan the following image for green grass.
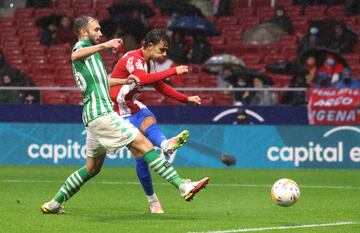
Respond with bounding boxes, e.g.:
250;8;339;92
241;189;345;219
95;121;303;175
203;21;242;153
0;166;359;233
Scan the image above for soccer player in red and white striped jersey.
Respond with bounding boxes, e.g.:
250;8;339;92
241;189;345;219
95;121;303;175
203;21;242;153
110;29;201;213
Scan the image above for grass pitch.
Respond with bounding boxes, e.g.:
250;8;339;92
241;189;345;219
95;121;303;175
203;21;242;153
0;166;359;233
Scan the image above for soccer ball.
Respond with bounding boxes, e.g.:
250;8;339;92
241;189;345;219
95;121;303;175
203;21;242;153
271;178;300;207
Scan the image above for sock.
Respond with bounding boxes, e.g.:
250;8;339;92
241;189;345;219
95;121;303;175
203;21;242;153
53;166;93;204
143;149;183;189
136;157;154;196
147;193;159;203
145;124;167;148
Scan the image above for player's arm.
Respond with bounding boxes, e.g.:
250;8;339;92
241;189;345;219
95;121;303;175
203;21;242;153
71;39;122;61
129;65;188;85
108;75;139;87
153;81;201;105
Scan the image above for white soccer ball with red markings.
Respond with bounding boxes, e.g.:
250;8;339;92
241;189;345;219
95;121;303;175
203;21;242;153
271;178;300;207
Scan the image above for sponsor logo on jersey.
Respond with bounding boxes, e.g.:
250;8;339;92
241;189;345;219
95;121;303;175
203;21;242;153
135;59;144;70
126;56;134;73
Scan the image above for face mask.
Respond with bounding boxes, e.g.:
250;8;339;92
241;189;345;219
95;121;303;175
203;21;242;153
326;58;335;66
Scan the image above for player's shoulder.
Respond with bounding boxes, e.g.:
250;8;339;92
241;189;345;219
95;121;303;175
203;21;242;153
122;49;144;61
72;40;92;52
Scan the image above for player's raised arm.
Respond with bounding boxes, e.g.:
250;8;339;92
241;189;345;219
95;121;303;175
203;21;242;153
71;39;122;61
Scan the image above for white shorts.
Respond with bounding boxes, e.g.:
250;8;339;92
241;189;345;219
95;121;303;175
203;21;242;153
86;112;139;158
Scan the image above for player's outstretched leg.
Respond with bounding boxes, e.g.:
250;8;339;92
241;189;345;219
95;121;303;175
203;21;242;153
135;156;164;214
40;153;105;214
40;166;94;214
160;130;189;156
142;149;209;201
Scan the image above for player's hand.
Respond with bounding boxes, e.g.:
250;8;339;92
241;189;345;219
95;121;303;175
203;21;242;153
125;74;140;85
103;38;123;49
175;66;189;75
188;96;201;105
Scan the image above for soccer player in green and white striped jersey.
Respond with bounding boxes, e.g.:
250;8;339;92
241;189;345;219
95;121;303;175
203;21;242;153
40;16;209;214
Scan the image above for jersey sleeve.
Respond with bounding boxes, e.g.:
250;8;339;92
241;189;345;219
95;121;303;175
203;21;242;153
153;81;188;103
124;55;177;85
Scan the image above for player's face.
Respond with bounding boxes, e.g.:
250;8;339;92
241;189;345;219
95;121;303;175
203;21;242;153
150;40;168;61
86;20;102;44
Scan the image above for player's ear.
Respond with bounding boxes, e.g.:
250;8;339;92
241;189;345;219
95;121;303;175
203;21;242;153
79;27;87;37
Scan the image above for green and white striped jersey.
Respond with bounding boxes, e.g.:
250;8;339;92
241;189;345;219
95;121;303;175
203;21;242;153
72;40;114;126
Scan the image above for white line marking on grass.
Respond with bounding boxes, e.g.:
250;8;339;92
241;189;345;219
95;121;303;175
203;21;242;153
187;221;357;233
1;179;360;190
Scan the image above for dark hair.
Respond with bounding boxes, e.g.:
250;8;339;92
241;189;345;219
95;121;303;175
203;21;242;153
143;29;170;48
73;16;94;36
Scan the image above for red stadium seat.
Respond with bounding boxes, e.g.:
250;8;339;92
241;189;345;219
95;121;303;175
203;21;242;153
75;9;97;18
34;8;54;18
15;8;34;18
73;0;92;9
42;92;68;105
95;0;113;9
0;17;15;27
53;0;71;8
55;9;75;17
138;92;165;105
67;92;83;105
326;5;344;18
217;16;238;27
148;17;170;28
213;93;234;106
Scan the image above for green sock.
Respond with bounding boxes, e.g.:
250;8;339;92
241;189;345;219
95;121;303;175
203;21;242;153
143;149;184;188
54;166;93;204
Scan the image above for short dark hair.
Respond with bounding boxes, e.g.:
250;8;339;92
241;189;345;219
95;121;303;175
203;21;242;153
143;29;170;48
73;16;94;36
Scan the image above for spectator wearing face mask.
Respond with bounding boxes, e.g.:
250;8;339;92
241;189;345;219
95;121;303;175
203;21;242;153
332;68;360;88
317;54;344;84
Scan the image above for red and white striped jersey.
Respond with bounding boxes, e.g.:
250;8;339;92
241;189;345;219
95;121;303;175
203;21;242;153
110;49;188;116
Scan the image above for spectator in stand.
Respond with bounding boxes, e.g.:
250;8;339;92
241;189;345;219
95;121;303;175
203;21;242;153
168;31;189;64
314;71;331;87
317;53;344;84
297;27;323;56
187;35;212;64
304;55;318;85
332;68;360;88
233;108;251;125
266;5;293;34
283;74;309;105
0;50;8;72
328;24;355;54
39;20;57;45
54;16;76;45
249;76;277;106
344;0;360;16
0;73;20;104
233;75;252;105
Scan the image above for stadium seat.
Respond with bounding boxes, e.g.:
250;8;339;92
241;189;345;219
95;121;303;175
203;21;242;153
217;16;238;27
53;0;71;8
138;92;165;105
326;5;345;18
75;9;97;18
15;8;34;18
67;92;83;105
213;93;234;105
95;0;113;9
55;9;75;17
34;8;54;18
73;0;92;9
148;17;169;29
42;92;68;105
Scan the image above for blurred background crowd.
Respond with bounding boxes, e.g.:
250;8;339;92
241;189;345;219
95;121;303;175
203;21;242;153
0;0;359;107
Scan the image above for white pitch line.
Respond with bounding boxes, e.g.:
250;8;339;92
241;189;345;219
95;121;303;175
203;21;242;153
187;221;357;233
0;179;360;190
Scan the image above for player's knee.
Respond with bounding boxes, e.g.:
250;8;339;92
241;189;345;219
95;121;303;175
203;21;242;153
131;133;154;153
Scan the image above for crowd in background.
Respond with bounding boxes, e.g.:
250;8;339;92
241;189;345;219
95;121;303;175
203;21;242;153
1;0;359;106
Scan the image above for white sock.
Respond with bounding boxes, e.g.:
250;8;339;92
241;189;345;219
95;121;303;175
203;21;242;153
147;193;159;203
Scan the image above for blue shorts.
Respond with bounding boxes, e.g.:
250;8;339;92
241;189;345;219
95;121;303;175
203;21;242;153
124;108;156;129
